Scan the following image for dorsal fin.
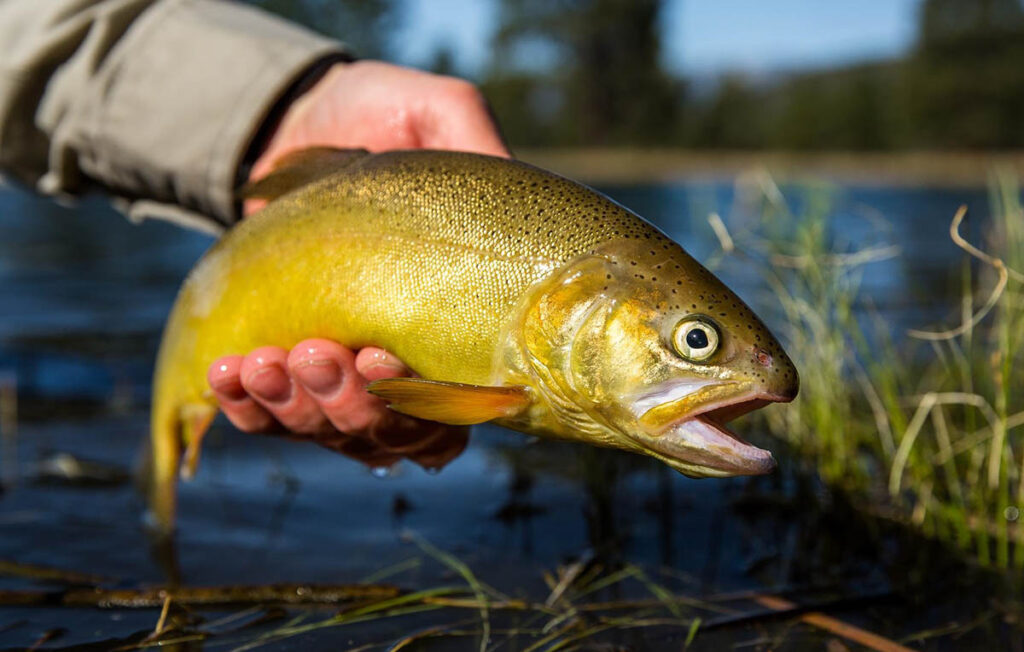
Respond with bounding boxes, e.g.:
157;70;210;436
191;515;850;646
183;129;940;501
240;147;370;201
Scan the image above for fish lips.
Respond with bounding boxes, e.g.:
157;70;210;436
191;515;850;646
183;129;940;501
644;413;776;477
629;382;790;477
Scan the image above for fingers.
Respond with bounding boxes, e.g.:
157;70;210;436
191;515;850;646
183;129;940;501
239;346;329;435
288;340;405;434
421;79;511;158
354;347;411;381
208;355;276;433
208;349;330;436
209;340;471;474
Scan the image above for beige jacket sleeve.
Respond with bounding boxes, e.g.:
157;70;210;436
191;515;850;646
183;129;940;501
0;0;350;233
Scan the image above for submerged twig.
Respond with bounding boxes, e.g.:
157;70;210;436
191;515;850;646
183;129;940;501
0;583;400;608
0;372;17;487
751;594;913;652
0;559;109;585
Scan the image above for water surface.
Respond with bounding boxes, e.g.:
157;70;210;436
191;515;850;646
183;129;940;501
0;181;1013;649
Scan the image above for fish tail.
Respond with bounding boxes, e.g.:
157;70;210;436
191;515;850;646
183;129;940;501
148;293;218;536
148;394;181;536
148;379;218;535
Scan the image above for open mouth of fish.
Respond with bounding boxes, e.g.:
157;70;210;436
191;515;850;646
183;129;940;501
631;383;793;477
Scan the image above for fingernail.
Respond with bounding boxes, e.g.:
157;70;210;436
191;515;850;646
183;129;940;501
362;350;407;376
294;359;342;395
246;363;291;403
210;370;247;402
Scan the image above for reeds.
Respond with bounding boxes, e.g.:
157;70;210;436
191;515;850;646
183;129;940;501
710;169;1024;568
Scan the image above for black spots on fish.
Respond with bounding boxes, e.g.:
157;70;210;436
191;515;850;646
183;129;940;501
605;273;612;280
630;261;637;266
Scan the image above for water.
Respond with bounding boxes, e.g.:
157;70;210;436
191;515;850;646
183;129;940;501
0;181;1015;649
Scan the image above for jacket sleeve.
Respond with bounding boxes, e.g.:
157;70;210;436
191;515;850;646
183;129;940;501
0;0;350;232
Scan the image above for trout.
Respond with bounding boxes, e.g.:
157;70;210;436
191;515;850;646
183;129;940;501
150;149;799;532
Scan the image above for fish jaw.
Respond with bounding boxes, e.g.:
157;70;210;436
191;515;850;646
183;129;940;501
642;413;776;477
627;380;792;477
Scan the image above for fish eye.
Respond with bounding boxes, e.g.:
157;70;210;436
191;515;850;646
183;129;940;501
672;317;720;362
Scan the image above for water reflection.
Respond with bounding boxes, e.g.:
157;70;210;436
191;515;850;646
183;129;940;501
313;420;469;471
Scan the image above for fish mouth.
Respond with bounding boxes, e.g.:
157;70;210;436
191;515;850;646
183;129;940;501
631;384;792;478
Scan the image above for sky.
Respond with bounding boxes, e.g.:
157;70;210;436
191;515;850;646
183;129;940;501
392;0;922;79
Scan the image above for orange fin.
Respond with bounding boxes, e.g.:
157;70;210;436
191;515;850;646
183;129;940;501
240;147;370;201
180;403;217;480
367;379;530;425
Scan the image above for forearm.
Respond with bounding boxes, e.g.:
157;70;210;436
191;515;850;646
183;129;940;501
0;0;349;231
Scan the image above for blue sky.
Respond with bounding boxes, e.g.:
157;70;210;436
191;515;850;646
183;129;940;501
392;0;922;78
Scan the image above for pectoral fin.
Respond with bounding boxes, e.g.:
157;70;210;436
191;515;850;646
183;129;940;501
367;379;530;425
240;147;370;201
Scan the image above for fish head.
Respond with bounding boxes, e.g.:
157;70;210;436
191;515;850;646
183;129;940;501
523;240;798;477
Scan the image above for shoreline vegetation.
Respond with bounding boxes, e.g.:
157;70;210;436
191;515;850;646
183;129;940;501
698;168;1024;569
518;149;1024;188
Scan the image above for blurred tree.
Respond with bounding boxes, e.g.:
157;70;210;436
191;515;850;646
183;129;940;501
689;75;765;149
243;0;1024;151
484;0;681;146
919;0;1024;46
244;0;397;59
770;65;900;150
427;45;458;77
906;0;1024;148
480;74;561;147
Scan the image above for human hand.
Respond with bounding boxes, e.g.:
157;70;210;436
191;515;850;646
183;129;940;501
210;61;504;469
208;339;469;471
246;60;510;212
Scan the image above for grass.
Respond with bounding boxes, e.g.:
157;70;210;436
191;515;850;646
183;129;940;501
0;539;921;651
706;168;1024;568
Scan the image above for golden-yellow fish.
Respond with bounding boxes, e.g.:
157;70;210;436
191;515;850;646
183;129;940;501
150;149;798;532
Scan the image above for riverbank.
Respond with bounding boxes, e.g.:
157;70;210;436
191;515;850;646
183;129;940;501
517;148;1024;187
